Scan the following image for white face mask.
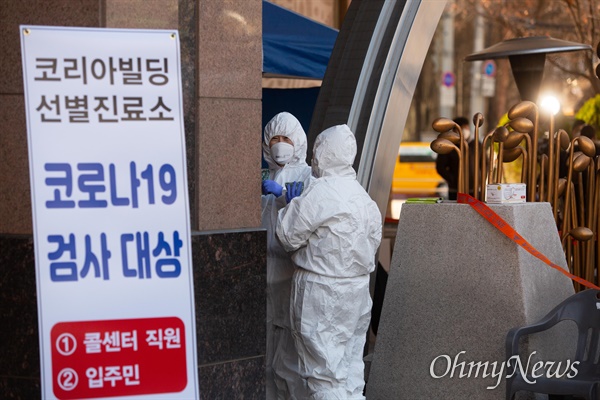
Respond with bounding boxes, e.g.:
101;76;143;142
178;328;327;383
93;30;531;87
462;128;471;141
271;142;294;165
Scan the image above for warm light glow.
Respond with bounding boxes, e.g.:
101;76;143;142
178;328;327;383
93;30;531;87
540;95;560;115
390;199;406;220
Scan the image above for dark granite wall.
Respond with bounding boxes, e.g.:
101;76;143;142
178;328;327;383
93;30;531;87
193;230;266;398
0;236;40;399
0;230;266;399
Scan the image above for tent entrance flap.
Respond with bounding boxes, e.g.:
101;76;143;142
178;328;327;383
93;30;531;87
262;0;338;79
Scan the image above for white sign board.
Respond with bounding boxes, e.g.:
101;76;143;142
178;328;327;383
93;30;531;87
440;85;456;108
481;75;496;98
20;25;199;399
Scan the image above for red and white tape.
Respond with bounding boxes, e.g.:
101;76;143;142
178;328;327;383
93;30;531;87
457;193;600;290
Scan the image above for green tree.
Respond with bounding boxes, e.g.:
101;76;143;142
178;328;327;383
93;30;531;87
575;94;600;129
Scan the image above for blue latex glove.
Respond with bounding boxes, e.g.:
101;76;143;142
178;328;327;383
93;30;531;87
262;179;283;197
285;181;303;203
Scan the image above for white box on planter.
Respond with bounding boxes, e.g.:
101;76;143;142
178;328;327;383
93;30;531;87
486;183;526;203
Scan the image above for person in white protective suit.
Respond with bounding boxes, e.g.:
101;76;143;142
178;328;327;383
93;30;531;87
261;112;313;399
276;124;382;400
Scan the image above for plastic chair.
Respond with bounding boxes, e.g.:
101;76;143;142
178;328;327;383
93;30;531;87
505;289;600;400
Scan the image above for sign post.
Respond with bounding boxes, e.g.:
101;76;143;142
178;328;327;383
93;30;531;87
440;70;456;109
20;26;199;399
481;59;496;98
442;71;456;88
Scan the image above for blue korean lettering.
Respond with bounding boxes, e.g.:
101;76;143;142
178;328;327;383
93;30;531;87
159;164;177;205
140;164;155;205
45;163;76;208
136;232;151;279
78;163;108;208
46;231;185;282
121;232;151;279
152;231;182;278
121;233;136;278
109;164;130;206
46;162;177;209
130;162;141;208
80;233;111;280
48;233;77;282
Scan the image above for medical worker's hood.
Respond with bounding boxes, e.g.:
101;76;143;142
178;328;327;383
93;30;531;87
263;112;308;170
312;124;357;178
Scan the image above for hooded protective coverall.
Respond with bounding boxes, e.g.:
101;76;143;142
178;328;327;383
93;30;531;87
276;124;382;400
262;112;313;399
